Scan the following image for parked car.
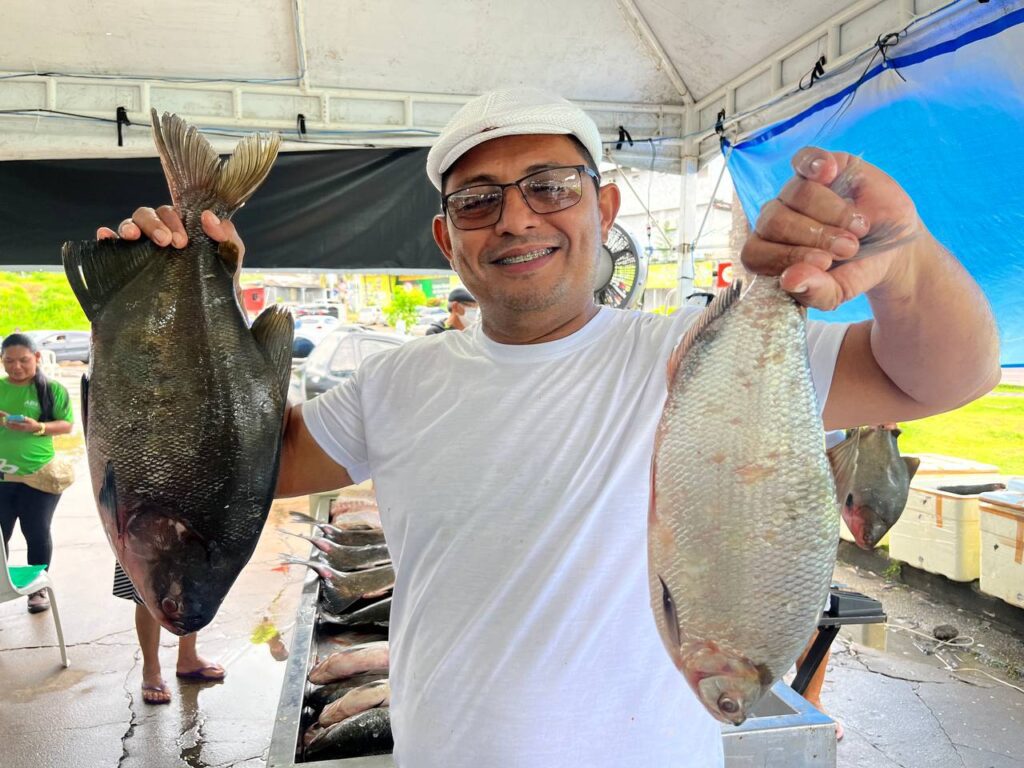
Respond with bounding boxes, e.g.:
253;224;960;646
301;329;407;399
292;314;342;349
411;306;449;335
22;330;91;363
357;306;385;325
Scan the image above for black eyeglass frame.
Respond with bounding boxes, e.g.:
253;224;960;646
441;165;601;231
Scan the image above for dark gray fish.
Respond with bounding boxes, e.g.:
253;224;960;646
305;707;393;761
842;425;921;549
282;557;394;599
279;528;391;571
289;511;386;546
320;597;392;628
305;673;389;712
62;111;286;634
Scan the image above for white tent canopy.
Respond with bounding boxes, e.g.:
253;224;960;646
0;0;950;165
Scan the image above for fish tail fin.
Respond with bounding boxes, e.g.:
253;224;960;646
666;279;744;388
150;109;280;220
278;528;314;543
289;511;323;527
280;555;334;581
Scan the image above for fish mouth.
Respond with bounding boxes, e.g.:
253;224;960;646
843;504;879;549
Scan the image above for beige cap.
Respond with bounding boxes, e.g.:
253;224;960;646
426;87;603;191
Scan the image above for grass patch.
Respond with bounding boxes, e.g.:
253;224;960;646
0;271;89;336
898;385;1024;475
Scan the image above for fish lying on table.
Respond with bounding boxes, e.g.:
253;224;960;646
282;556;394;615
305;707;393;761
62;111;288;634
306;672;389;712
319;680;391;727
279;528;391;571
320;596;392;628
308;641;390;685
289;511;386;546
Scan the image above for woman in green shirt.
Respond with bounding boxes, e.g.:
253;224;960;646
0;333;74;613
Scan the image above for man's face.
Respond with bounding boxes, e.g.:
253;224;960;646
432;135;619;326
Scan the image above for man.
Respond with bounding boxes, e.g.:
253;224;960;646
424;287;478;334
105;87;999;767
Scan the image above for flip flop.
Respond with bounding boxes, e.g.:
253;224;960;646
836;721;845;742
141;681;172;705
175;664;226;682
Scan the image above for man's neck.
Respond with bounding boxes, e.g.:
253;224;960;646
480;302;600;345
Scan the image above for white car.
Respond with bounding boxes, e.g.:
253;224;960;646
293;315;341;348
357;306;385;325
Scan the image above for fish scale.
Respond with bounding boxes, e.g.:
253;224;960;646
649;276;846;725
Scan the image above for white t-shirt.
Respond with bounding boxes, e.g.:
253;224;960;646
304;305;848;768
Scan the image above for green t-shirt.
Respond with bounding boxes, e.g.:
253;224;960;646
0;377;73;476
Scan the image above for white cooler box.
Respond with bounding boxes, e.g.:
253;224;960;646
840;453;1000;548
979;484;1024;608
887;478;1005;582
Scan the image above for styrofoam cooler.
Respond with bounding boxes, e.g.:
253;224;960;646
979;483;1024;608
839;454;1000;548
887;480;1003;581
910;453;1000;484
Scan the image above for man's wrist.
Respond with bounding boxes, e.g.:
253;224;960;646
35;424;47;436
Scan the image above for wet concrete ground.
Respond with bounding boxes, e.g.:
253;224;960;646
1;367;1022;767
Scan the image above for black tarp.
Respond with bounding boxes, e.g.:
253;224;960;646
0;147;448;271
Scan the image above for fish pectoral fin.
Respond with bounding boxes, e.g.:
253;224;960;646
80;374;89;440
217;239;242;273
98;461;125;537
250;305;295;401
658;575;683;651
665;279;745;388
826;429;860;506
903;456;921;482
62;237;158;321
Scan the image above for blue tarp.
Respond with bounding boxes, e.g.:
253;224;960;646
725;0;1024;366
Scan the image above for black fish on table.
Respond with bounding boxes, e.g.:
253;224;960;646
305;707;393;761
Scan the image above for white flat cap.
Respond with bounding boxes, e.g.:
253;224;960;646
426;87;603;191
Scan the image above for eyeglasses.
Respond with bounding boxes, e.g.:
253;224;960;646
442;165;600;231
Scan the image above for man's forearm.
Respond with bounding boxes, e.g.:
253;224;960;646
867;231;1000;409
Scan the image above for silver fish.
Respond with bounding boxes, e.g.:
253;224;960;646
648;277;857;725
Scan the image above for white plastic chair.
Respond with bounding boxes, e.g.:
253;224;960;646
0;542;69;667
38;348;60;379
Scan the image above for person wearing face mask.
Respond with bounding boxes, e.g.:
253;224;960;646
0;333;74;613
425;287;478;334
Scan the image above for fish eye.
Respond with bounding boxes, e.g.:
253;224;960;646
161;597;183;618
718;695;740;715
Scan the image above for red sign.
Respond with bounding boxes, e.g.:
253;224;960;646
716;262;735;288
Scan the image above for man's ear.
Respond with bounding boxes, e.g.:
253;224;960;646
433;215;455;266
598;183;621;241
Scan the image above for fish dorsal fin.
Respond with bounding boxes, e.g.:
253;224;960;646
150;109;281;221
903;455;921;482
62;238;157;321
826;429;861;506
250;305;295;401
666;279;745;388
